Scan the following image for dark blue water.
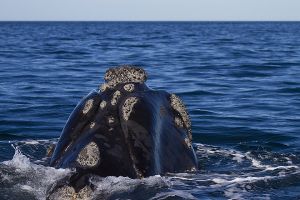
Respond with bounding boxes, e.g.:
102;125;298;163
0;22;300;199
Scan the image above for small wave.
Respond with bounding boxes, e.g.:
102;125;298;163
0;142;181;200
277;87;300;94
177;90;224;96
229;70;270;78
1;140;300;199
196;143;298;170
1;145;71;200
0;133;33;141
193;143;300;198
90;175;170;200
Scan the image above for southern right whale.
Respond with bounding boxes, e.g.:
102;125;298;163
47;66;198;199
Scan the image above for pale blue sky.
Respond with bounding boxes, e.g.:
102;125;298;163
0;0;299;21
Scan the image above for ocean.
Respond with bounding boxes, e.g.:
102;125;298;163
0;22;300;199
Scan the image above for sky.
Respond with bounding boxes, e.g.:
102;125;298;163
0;0;300;21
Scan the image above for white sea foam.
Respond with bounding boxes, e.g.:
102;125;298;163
90;175;170;199
2;145;71;200
264;165;299;171
224;187;246;200
1;141;299;200
3;145;33;171
90;175;198;199
1;143;171;200
20;185;34;191
212;175;274;185
193;143;300;199
196;143;247;164
151;190;197;200
196;143;298;172
244;151;265;168
23;140;40;145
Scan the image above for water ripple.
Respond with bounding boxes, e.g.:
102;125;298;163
0;22;300;199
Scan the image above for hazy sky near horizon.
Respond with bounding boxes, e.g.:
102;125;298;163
0;0;299;21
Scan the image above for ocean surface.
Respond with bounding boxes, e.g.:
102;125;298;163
0;22;300;199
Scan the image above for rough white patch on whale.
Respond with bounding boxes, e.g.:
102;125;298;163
174;116;184;128
184;137;192;148
123;83;135;92
90;122;95;129
48;185;92;200
111;90;121;106
104;66;147;88
48;186;75;200
99;83;109;92
108;116;115;124
77;186;93;200
122;97;138;121
76;142;100;167
170;94;192;139
100;100;106;109
82;99;94;114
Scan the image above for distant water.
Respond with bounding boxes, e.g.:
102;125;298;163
0;22;300;199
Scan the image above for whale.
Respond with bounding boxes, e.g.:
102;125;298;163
47;66;198;199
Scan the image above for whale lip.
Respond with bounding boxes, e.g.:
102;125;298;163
104;65;147;87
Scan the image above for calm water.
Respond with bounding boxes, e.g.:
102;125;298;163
0;22;300;199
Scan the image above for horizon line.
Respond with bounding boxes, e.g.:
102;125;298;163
0;20;300;22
